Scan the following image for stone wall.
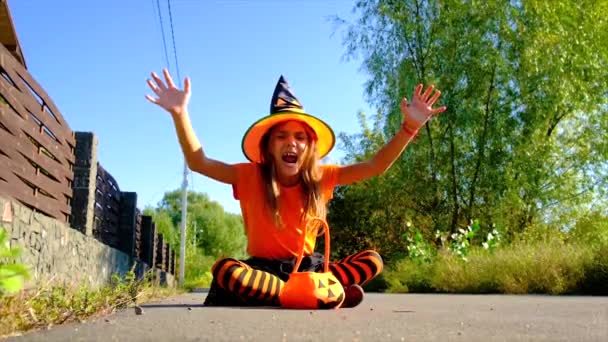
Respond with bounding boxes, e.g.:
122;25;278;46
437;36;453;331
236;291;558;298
1;195;134;289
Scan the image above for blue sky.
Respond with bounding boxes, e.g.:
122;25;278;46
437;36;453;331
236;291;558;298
9;0;375;214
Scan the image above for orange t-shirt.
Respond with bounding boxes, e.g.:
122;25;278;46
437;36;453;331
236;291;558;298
232;163;340;259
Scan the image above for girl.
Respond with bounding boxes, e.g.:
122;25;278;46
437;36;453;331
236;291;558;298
145;70;446;308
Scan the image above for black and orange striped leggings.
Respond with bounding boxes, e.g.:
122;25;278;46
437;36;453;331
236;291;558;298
207;250;383;306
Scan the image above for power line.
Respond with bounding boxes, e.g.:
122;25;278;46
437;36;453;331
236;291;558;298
154;0;171;72
166;0;181;85
144;171;187;209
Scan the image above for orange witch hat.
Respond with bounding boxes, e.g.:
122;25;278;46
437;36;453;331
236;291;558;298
241;76;335;163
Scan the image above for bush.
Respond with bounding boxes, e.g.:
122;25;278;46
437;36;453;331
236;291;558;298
0;227;30;296
362;273;389;292
385;240;596;295
497;242;589;294
436;242;591;294
432;250;500;293
579;241;608;295
183;247;216;291
383;257;436;293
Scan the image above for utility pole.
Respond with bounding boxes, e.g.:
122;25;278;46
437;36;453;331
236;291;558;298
179;160;188;286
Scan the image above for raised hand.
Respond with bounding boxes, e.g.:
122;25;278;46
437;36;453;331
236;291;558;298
401;84;447;133
145;68;191;116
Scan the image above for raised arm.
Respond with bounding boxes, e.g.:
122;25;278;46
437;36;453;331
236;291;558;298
145;69;237;185
337;84;446;186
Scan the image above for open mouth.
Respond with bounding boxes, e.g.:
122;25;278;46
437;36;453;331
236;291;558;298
281;152;298;164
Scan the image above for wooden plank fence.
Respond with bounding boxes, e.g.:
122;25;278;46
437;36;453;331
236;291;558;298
0;43;75;222
0;41;176;278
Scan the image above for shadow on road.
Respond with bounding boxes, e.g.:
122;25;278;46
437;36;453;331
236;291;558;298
191;288;209;293
141;303;206;309
140;303;282;310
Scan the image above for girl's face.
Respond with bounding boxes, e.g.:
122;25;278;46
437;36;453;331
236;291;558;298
268;120;311;180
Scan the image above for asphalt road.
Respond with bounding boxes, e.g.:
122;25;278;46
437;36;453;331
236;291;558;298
6;292;608;342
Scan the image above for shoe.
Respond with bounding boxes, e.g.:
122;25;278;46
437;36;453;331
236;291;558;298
341;284;364;308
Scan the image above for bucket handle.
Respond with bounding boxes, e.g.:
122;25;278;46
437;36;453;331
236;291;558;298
292;217;330;274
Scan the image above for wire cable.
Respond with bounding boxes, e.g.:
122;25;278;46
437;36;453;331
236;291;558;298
154;0;172;72
167;0;182;85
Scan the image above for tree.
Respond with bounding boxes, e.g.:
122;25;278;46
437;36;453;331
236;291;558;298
148;190;247;259
142;206;179;250
328;0;608;259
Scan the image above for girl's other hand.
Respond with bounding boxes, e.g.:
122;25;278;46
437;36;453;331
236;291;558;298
401;84;447;133
145;68;191;117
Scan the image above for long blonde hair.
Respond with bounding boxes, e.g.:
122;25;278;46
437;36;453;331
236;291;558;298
258;121;326;228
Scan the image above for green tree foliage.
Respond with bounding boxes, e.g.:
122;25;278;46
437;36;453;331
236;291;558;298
328;0;608;260
145;190;246;260
142;207;178;249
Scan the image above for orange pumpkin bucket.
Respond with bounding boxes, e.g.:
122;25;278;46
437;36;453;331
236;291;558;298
279;218;345;309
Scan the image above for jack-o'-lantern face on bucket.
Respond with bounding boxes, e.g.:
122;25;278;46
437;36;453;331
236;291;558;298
280;272;345;309
314;274;345;309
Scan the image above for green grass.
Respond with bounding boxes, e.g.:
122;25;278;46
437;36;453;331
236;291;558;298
0;270;181;338
383;240;608;295
183;273;213;292
183;253;216;292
